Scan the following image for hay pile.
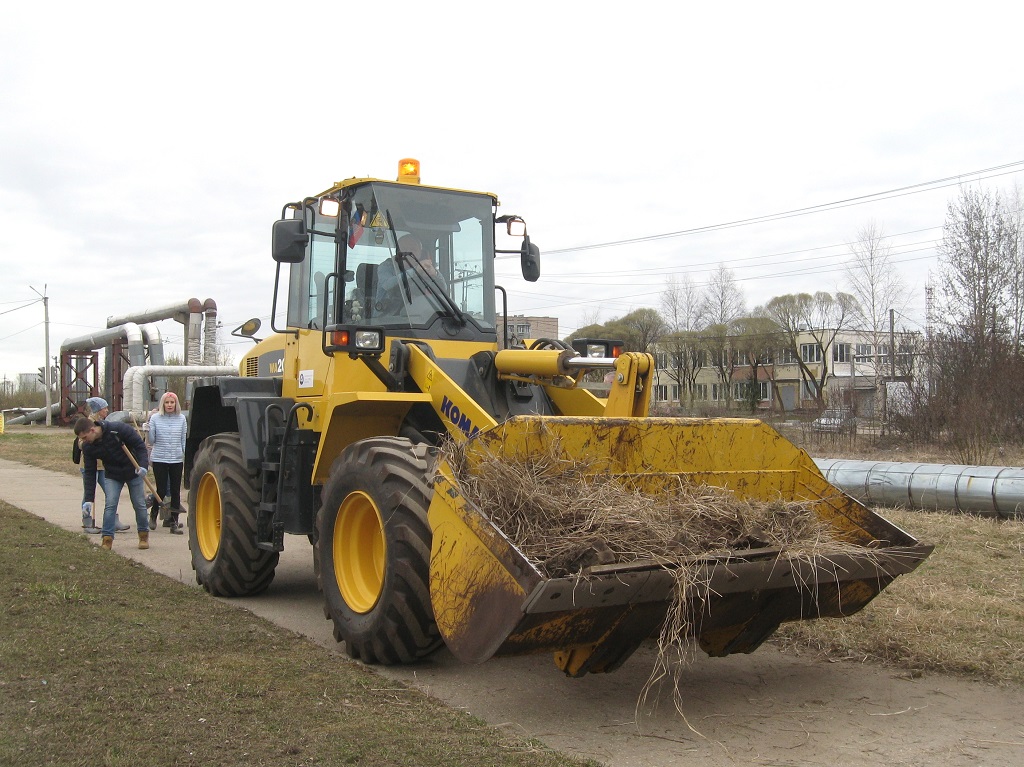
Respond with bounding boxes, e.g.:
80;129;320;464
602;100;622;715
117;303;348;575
443;438;844;578
443;437;873;724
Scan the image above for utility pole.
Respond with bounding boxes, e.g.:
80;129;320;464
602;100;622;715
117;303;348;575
889;308;897;380
30;285;51;426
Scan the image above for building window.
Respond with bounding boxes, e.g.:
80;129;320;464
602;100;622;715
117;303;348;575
778;347;797;364
693;383;708;401
655;352;668;369
711;383;722;401
654;384;668;401
671;384;680;401
896;343;913;368
800;343;822;363
832;343;850;364
855;343;873;363
515;324;530;335
733;381;771;401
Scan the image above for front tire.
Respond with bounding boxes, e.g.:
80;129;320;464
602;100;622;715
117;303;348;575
188;434;279;596
317;437;441;664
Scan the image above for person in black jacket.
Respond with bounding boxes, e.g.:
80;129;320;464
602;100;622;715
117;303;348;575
71;398;130;534
75;417;152;551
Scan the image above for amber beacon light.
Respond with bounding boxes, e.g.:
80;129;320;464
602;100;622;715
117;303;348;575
397;158;421;183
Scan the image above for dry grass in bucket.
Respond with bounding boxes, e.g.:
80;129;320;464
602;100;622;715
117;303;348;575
441;438;877;728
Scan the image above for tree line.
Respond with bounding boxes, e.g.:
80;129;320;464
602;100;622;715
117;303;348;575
566;183;1024;462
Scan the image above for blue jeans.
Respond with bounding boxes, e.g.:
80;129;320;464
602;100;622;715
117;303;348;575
101;475;150;538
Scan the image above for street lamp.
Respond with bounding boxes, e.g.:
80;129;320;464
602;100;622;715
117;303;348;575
29;285;51;426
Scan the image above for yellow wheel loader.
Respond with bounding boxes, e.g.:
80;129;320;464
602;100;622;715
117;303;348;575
185;159;931;676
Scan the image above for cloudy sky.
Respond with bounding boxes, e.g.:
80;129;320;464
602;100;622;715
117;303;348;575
2;1;1022;384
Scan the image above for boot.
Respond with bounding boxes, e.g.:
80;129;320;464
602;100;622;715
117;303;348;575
138;531;149;550
101;536;113;550
169;514;183;535
82;513;101;535
115;516;130;532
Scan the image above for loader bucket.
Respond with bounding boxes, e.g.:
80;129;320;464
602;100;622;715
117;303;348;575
426;416;931;676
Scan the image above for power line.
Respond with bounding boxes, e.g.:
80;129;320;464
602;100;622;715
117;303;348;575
0;299;40;316
530;161;1024;256
511;247;941;331
0;322;42;342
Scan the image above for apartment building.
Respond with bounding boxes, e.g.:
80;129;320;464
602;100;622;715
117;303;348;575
496;314;559;349
651;327;920;416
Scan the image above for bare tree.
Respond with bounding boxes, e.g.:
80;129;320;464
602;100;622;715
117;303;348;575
702;322;738;407
901;183;1024;461
701;264;746;327
764;292;858;408
660;276;706;407
660;275;704;333
731;314;781;413
845;221;908;334
938;185;1015;344
577;307;603;331
844;221;909;423
1007;184;1024;349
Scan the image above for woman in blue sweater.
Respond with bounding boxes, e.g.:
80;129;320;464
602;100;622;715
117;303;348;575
147;391;188;534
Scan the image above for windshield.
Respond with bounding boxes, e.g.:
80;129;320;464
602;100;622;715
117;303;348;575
342;183;495;330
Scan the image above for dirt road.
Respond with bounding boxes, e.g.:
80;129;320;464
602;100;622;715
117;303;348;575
4;457;1023;766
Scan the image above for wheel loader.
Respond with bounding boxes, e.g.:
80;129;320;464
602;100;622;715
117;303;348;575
185;159;931;676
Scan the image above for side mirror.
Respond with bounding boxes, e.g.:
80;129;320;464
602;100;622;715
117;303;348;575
231;318;263;344
520;236;540;282
496;214;526;237
272;218;309;264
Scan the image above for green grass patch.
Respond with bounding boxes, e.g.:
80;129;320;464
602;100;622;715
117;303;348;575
0;500;595;767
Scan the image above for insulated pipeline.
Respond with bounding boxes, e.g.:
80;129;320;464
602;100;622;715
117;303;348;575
814;458;1024;519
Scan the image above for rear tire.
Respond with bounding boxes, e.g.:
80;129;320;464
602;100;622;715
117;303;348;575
188;434;279;596
316;437;441;664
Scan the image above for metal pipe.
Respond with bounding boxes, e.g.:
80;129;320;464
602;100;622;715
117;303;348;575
139;323;166;396
202;299;218;365
815;458;1024;519
122;364;237;416
5;403;63;426
62;322;146;366
107;298;205;328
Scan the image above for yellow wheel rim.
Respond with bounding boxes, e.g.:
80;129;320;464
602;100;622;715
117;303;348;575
194;472;223;561
334;491;386;614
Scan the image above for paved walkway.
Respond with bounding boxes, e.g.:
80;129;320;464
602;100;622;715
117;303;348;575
1;458;198;581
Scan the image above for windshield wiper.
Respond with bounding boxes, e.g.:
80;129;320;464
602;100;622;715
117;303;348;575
405;259;468;325
385;210;468;326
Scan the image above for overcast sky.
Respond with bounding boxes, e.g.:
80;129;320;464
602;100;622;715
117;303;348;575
3;1;1023;384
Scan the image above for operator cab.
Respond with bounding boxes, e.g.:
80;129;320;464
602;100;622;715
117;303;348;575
271;161;538;347
341;182;494;335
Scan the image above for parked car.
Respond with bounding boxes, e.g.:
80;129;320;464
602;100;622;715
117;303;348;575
812;409;856;433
